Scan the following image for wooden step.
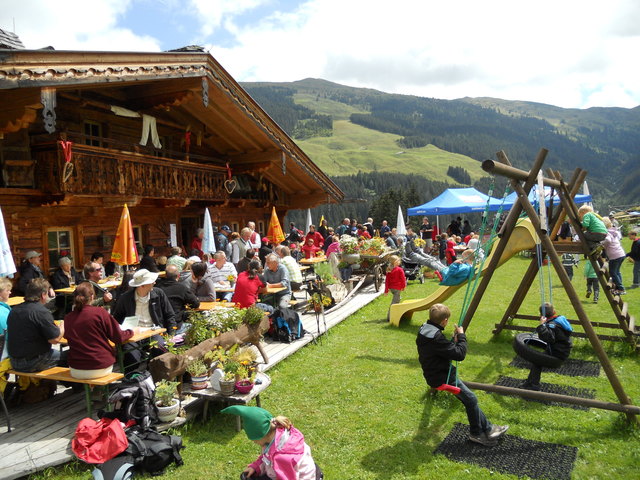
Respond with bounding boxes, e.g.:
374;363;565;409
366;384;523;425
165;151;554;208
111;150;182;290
628;316;636;335
620;302;629;320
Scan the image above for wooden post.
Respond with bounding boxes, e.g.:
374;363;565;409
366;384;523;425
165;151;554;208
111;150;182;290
493;256;540;335
463;381;640;415
512;181;637;422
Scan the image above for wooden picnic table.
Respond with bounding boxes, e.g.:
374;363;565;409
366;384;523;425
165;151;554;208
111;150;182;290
182;372;271;429
196;301;237;311
7;296;24;306
299;256;327;265
55;278;122;294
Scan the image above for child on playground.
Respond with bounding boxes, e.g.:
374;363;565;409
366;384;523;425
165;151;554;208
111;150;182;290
438;249;475;286
521;303;573;391
577;205;607;254
221;405;322;480
584;259;600;303
416;303;508;446
384;255;406;321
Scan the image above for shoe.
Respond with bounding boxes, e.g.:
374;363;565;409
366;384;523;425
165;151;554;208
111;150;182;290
487;424;509;440
619;290;627;295
520;381;541;391
590;245;604;257
594;298;598;304
468;432;498;447
586;290;591;298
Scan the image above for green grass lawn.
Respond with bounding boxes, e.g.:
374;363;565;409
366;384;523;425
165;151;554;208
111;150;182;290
33;250;640;480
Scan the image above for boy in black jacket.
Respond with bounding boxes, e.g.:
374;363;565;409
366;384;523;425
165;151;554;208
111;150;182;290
417;303;508;446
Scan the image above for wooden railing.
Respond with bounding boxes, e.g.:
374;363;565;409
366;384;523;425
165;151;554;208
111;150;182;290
34;143;228;201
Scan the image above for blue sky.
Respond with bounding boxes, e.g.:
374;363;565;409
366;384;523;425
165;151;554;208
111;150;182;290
2;0;640;109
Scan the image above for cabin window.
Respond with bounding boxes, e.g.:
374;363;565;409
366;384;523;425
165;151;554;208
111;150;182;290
231;222;239;234
133;225;143;256
47;228;74;271
83;121;102;147
258;221;265;236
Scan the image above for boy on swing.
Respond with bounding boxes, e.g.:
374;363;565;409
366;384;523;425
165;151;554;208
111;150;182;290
417;303;508;446
521;302;573;391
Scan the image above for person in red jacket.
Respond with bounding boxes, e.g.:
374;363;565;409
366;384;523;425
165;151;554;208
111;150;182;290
445;239;457;265
304;225;325;249
64;282;140;379
301;238;322;259
385;255;406;321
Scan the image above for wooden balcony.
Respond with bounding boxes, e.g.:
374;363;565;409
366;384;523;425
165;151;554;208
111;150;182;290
34;143;228;202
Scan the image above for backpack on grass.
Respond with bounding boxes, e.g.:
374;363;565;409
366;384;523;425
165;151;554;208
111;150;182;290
98;371;158;429
125;426;184;475
270;308;305;343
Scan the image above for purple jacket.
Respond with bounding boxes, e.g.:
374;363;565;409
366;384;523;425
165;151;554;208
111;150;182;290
248;426;316;479
603;228;625;261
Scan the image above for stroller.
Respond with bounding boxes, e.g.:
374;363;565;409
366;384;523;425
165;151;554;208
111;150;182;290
401;256;425;284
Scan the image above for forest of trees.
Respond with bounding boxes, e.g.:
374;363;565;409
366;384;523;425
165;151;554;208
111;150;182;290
447;166;471;184
244;85;332;139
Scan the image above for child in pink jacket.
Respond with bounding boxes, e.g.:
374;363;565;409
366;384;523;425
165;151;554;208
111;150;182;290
222;406;322;480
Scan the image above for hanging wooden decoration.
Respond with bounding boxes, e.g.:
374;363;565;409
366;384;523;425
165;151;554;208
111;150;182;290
224;162;236;194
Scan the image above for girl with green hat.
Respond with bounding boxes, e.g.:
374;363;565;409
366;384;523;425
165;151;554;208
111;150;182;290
221;406;321;479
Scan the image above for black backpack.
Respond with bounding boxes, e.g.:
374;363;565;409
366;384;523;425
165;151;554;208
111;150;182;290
270;308;305;343
99;371;158;429
124;427;184;476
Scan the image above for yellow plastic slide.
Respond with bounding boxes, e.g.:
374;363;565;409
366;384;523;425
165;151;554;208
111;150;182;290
389;218;538;326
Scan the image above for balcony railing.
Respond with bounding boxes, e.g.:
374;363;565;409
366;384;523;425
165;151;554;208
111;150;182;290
34;143;228;201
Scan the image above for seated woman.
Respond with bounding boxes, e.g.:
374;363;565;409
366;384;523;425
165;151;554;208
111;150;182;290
232;259;273;313
187;261;217;302
64;282;140;379
301;238;322;259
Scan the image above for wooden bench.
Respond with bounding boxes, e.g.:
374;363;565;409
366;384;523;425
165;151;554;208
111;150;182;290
8;367;123;417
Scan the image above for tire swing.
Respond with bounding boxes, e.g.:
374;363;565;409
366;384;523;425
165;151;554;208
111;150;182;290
511;175;562;369
512;333;563;368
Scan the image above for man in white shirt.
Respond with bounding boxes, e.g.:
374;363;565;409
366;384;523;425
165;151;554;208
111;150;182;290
275;245;303;291
208;251;238;301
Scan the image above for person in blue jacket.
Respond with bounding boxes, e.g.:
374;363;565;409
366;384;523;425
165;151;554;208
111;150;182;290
438;249;475;286
521;302;573;391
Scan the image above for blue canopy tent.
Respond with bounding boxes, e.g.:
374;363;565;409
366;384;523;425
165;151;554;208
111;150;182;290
407;188;503;216
502;186;592;209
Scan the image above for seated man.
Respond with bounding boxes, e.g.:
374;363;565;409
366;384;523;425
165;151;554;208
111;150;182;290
139;244;159;273
17;250;45;296
261;253;292;310
404;227;447;272
207;251;238;301
82;262;113;307
157;264;200;333
167;246;186;271
275;245;303;291
417;303;508;446
7;278;64;372
111;269;176;370
521;303;573;391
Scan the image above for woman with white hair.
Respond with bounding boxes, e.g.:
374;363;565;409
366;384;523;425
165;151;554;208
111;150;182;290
50;256;82;290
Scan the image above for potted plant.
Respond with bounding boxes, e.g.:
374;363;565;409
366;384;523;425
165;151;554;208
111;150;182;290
242;306;265;326
155;379;180;423
186;358;209;390
235;365;254;394
219;360;241;396
310;292;332;313
339;235;360;264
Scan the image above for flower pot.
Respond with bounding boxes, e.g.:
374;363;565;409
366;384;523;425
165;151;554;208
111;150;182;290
235;380;254;394
156;398;180;423
219;379;236;396
190;374;209;390
342;253;360;265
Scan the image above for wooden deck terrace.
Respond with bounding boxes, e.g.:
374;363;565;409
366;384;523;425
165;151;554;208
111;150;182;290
0;282;383;479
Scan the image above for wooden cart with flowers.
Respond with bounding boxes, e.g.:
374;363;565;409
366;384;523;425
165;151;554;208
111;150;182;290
339;235;398;292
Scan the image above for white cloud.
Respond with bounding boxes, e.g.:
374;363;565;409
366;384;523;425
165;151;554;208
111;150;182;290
1;0;638;108
0;0;161;51
200;0;640;108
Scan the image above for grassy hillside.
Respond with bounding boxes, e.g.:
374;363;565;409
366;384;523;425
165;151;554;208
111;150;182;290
297;118;486;183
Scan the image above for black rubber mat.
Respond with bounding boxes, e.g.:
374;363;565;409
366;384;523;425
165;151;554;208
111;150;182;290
510;356;600;377
495;376;596;410
435;423;577;480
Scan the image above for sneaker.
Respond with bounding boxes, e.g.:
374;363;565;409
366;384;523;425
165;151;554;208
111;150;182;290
586;290;591;298
619;290;627;295
487;425;509;440
520;381;541;391
594;298;598;304
468;432;498;447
